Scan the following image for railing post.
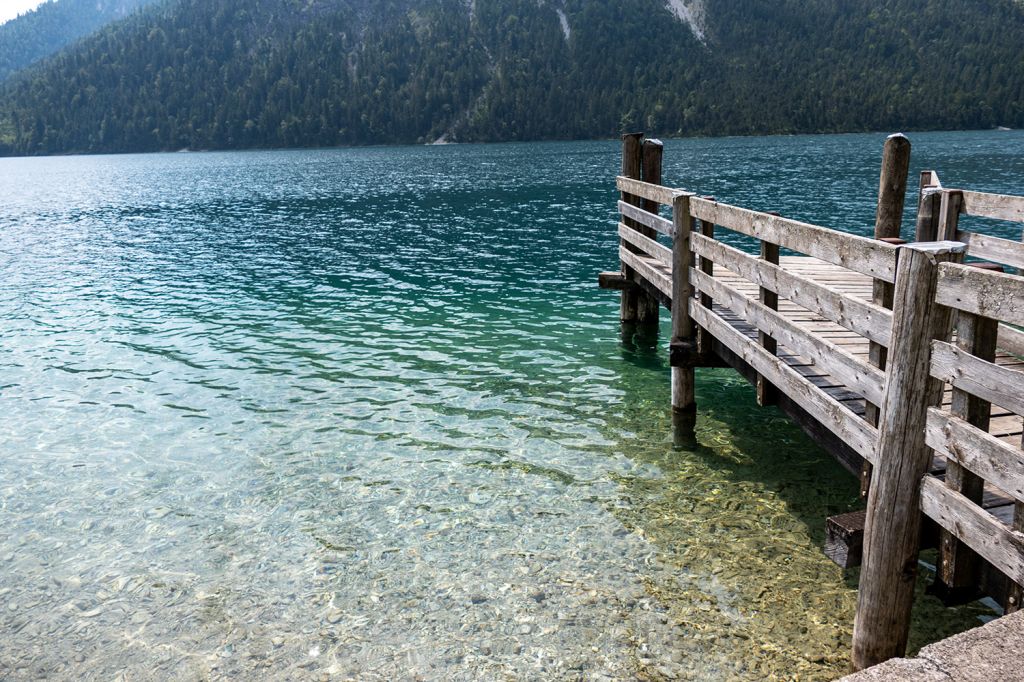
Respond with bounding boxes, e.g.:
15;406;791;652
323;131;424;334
671;193;696;426
756;234;780;406
696;199;716;360
933;307;998;601
915;171;942;242
1010;449;1024;612
619;133;644;324
861;134;912;500
936;189;964;242
852;241;967;671
638;138;664;332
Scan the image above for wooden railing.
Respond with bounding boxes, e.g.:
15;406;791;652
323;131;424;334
918;170;1024;359
606;153;1024;671
615;174;895;465
924;263;1024;611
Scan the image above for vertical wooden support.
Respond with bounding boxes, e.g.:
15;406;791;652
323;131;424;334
915;171;942;242
619;133;644;323
636;138;664;330
756;236;780;406
862;135;912;499
671;193;696;419
696;202;715;359
1005;282;1023;613
936;190;964;242
933;309;997;601
1010;475;1024;613
875;134;912;240
851;241;967;671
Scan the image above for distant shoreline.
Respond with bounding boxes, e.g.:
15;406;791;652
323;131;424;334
0;126;1019;161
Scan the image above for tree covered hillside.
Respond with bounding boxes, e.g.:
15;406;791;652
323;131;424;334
0;0;159;82
0;0;1022;156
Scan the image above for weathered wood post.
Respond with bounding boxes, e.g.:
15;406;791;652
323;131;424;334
876;134;912;239
851;241;967;671
861;133;912;499
637;138;664;335
756;216;781;407
936;189;964;241
1010;442;1024;613
619;133;644;324
696;199;716;361
935;307;998;601
930;186;1003;601
671;192;697;434
915;171;942;241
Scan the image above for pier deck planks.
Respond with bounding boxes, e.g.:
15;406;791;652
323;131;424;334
625;253;1023;521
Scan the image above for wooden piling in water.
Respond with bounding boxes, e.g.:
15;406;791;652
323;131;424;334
619;133;644;323
756;216;781;407
638;139;664;331
671;192;697;419
852;241;967;671
875;134;912;239
861;134;912;499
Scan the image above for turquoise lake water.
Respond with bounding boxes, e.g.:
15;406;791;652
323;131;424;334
1;131;1022;680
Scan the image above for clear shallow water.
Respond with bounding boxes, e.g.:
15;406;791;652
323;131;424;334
1;131;1021;680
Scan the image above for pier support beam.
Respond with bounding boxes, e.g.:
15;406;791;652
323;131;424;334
852;241;966;671
875;134;912;240
619;133;644;325
637;138;664;335
915;171;943;242
862;133;911;500
671;192;697;436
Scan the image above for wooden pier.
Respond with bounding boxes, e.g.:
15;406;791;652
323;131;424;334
600;133;1024;671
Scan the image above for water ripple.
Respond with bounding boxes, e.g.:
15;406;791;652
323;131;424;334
2;132;1018;680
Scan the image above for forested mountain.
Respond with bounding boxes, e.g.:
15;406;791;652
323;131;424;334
0;0;159;82
1;0;1023;156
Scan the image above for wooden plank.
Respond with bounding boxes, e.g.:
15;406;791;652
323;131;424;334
826;510;866;569
617;223;672;268
615;175;679;207
957;230;1024;271
925;408;1024;503
691;232;894;347
936;262;1024;327
689;301;878;463
920;476;1024;586
619;247;671;300
960;189;1024;223
999;324;1024;358
597;271;634;291
618;200;673;237
689;196;899;282
852;243;964;670
930;341;1024;416
690;268;886;405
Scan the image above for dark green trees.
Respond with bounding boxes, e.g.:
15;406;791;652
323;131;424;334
0;0;1022;156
